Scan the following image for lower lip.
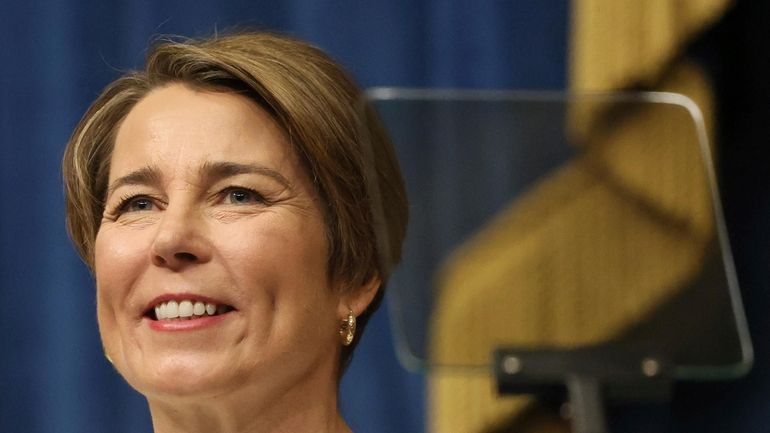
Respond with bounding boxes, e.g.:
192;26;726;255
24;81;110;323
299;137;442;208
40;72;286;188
145;313;231;332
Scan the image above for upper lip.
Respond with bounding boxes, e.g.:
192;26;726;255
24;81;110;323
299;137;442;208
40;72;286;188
142;293;236;317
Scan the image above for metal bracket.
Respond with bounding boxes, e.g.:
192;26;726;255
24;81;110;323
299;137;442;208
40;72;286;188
494;345;672;433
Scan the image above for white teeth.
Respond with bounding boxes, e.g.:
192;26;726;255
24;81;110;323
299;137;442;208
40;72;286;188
193;301;205;316
179;301;192;317
179;300;193;318
152;299;227;320
166;300;179;318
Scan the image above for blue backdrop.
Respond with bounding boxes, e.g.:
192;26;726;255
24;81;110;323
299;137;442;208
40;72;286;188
0;2;568;432
3;2;768;432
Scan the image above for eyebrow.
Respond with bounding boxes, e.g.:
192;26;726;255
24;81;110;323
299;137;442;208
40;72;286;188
106;165;162;199
198;161;292;189
105;161;292;199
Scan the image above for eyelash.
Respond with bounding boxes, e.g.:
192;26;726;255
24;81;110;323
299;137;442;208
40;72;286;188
220;186;268;205
111;186;268;215
113;194;162;215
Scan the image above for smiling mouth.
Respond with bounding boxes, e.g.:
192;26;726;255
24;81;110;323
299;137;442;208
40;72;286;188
145;300;235;321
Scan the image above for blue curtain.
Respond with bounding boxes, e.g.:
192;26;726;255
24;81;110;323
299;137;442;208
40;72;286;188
0;2;567;432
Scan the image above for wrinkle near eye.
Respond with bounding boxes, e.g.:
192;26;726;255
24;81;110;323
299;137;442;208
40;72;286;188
100;213;159;229
210;208;274;224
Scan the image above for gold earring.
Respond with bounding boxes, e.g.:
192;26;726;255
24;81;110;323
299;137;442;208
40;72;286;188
339;309;356;346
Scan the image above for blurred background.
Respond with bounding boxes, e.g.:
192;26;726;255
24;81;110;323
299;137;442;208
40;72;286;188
0;1;767;432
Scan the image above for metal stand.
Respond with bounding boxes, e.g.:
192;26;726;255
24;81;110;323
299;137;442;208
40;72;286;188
494;345;672;433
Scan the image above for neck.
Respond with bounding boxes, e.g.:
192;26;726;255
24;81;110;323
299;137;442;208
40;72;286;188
146;360;350;433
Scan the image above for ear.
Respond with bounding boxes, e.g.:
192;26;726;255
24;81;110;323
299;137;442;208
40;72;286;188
337;274;381;318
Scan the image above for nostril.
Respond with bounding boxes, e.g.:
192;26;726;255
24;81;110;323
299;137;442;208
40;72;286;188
174;252;197;262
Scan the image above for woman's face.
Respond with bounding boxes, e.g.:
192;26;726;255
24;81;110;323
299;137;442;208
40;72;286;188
94;84;346;400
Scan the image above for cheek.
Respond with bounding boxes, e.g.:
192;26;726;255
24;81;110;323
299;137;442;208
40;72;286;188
225;215;329;283
223;216;335;318
95;226;150;278
94;228;149;317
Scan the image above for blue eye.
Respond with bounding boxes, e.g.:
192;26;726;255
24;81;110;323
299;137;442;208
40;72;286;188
225;188;264;205
131;198;154;211
119;196;155;213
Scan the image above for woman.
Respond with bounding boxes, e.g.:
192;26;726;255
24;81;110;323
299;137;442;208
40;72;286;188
62;32;408;433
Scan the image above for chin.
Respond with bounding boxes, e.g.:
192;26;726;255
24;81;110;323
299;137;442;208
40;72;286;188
124;352;239;399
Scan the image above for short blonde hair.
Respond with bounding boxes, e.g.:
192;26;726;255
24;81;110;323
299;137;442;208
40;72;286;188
62;31;408;363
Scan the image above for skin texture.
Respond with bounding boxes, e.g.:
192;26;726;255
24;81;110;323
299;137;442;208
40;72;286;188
94;84;377;433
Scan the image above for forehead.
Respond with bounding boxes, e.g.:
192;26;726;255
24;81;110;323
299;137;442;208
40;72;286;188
111;83;295;180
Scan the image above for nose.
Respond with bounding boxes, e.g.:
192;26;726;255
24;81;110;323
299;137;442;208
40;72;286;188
150;205;211;270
